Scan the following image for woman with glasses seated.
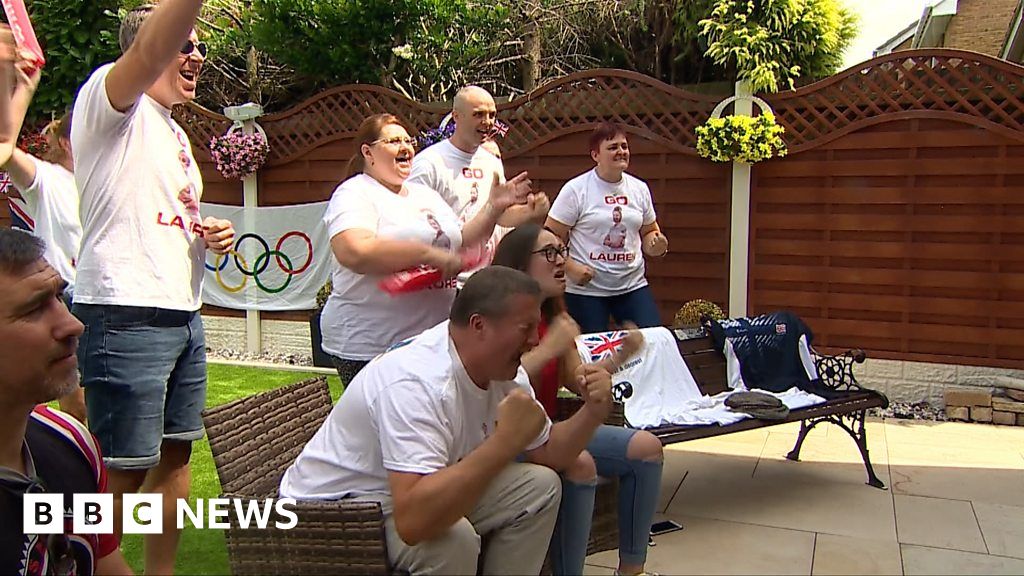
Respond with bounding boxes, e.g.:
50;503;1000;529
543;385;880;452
321;114;526;383
493;223;664;576
545;122;669;333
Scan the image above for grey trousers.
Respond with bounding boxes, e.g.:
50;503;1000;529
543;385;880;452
355;462;561;575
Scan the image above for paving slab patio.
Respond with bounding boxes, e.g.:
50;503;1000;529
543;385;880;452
588;418;1024;575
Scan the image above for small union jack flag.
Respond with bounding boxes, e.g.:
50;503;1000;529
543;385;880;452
581;331;627;362
0;171;11;195
489;120;510;139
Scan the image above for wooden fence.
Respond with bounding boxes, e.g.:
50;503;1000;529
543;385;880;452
6;50;1024;369
754;50;1024;368
178;69;733;324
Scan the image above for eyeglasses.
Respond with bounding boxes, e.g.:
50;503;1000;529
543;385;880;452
180;40;208;58
370;136;418;149
531;245;568;263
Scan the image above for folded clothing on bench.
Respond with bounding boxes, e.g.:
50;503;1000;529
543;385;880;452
573;327;826;429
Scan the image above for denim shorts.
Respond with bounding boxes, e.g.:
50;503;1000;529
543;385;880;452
72;303;207;470
564;285;663;334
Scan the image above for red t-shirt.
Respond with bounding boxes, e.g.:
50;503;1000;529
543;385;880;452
536;318;561;418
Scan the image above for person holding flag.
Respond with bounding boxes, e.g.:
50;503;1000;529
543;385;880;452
407;85;547;287
0;35;85;422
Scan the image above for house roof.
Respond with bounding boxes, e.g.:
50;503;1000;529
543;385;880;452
874;0;958;56
1001;1;1024;61
874;21;919;57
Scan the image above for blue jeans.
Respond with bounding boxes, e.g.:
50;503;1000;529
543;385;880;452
73;304;207;470
550;425;663;575
564;285;662;334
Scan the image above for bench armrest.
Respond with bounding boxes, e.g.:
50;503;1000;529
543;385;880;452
812;347;868;393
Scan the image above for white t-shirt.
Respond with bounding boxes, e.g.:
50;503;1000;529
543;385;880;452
15;158;81;288
71;63;206;311
280;320;551;501
321;173;463;360
407;139;507;284
549;169;657;297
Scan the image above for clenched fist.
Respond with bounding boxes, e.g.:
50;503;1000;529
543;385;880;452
643;231;668;257
203;217;235;254
575;363;613;420
567;261;595;286
495;389;547;452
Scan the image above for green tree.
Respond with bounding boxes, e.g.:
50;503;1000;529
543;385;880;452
12;0;122;124
247;0;508;103
699;0;858;93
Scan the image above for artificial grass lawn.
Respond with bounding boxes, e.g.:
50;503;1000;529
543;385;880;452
118;364;343;575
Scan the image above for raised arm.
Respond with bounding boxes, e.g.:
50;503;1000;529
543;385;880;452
460;172;531;247
0;38;42;190
104;0;204;112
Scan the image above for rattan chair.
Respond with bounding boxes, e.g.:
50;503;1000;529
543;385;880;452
202;376;391;575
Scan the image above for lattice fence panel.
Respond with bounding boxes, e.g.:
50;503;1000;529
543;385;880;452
177;69;721;166
761;50;1024;153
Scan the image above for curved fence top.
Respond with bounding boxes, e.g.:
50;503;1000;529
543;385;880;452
760;49;1024;153
177;69;721;165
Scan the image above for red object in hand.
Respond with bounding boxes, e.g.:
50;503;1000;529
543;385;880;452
2;0;45;68
379;250;483;295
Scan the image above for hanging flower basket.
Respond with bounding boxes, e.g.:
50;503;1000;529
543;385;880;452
209;123;269;180
696;95;786;164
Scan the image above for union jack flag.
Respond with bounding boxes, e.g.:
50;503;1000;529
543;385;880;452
581;331;627;362
488;120;510;140
2;171;34;231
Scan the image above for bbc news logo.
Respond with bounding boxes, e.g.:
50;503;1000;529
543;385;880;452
24;494;298;534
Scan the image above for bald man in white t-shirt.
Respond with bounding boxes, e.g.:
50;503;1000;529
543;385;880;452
408;86;549;285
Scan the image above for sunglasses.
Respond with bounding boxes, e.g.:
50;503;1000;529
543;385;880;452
180;40;208;58
531;245;568;263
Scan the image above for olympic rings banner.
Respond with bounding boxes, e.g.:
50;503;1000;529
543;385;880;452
200;202;331;311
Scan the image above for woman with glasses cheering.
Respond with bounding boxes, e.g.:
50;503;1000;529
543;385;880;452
493;224;664;576
320;114;527;383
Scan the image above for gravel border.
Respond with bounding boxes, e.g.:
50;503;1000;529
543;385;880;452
869;401;946;421
207;348;313;367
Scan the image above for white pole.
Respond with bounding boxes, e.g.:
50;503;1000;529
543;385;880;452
728;81;753;318
225;103;266;355
241;117;261;354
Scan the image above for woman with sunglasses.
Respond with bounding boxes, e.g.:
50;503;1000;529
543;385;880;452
321;113;526;383
493;223;664;576
546;122;669;334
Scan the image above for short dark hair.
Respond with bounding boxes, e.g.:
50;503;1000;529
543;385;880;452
589;122;627;154
0;228;45;276
119;4;157;53
450;266;541;326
